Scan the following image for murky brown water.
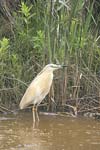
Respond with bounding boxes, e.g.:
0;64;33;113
0;112;100;150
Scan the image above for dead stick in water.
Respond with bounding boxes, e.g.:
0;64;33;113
0;105;14;113
0;108;6;113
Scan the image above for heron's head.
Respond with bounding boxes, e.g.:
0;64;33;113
44;64;63;72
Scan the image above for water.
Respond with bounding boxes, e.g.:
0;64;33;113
0;112;100;150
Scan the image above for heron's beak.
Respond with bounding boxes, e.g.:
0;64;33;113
61;65;68;68
55;64;67;69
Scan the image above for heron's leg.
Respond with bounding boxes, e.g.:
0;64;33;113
32;106;36;123
36;106;39;122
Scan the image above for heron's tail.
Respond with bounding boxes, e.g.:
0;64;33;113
19;101;24;109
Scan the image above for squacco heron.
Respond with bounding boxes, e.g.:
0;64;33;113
19;64;64;122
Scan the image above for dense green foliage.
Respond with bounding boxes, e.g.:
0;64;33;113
0;0;100;114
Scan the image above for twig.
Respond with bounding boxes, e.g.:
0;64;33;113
0;105;14;113
62;104;77;116
0;76;28;86
0;87;17;92
0;108;6;113
78;106;100;113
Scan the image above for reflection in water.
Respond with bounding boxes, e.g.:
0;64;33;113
0;112;100;150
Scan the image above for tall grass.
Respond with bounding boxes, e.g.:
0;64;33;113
0;0;100;114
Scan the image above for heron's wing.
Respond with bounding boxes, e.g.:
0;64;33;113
19;82;47;109
19;83;37;109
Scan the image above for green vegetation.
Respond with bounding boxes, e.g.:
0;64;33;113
0;0;100;115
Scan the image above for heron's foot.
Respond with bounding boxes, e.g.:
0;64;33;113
32;120;39;129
